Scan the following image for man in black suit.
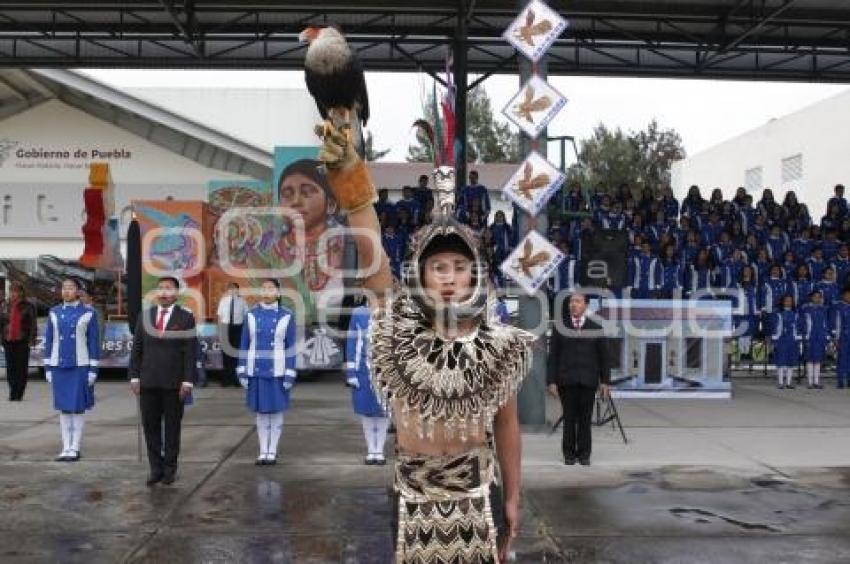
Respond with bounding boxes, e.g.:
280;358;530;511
547;291;610;466
129;276;197;486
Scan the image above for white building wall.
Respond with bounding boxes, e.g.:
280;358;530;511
127;87;322;152
672;88;850;220
0;100;254;258
0;96;526;261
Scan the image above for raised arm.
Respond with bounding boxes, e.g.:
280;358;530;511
317;123;394;304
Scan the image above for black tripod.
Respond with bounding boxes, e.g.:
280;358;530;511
550;392;628;445
594;392;628;444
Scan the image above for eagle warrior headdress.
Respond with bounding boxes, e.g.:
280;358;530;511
369;121;535;445
403;119;490;322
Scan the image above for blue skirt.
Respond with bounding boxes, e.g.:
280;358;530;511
352;385;384;418
245;377;289;414
51;366;95;413
804;338;828;363
773;339;799;367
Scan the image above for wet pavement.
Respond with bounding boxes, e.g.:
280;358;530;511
0;376;849;563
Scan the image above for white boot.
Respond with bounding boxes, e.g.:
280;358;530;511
58;413;72;460
373;417;389;463
361;416;375;461
256;413;270;463
267;412;283;462
70;414;85;459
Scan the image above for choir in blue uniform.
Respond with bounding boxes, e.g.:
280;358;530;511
367;180;850;392
345;302;388;465
237;279;297;465
43;279;99;462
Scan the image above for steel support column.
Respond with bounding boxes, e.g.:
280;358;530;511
453;0;468;191
515;1;548;427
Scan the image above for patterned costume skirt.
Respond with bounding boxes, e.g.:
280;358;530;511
394;447;498;563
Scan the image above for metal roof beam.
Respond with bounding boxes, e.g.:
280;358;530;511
158;0;202;57
701;0;799;69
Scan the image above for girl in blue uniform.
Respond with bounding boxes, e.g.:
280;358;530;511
345;301;388;465
790;264;814;308
799;290;828;389
734;266;759;359
770;294;800;389
43;278;99;462
816;266;839;307
685;249;714;299
832;287;850;389
238;279;297;465
658;244;683;299
760;265;789;314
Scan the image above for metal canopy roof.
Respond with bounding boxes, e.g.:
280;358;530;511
0;67;273;178
2;1;850;82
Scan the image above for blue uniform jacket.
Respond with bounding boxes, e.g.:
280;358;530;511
760;277;790;312
237;304;296;385
43;302;99;378
345;305;384;417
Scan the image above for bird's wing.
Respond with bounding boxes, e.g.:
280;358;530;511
526;9;535;28
524;86;534;104
523;160;532;181
303;67;329;119
351;55;370;125
523;238;533;257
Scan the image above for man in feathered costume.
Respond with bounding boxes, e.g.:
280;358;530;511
315;112;534;561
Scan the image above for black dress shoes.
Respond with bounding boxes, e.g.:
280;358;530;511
564;456;577;466
161;473;176;485
579;458;591;466
146;473;163;487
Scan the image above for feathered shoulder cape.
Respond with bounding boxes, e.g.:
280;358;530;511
369;293;535;439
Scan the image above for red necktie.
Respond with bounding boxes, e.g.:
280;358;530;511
156;308;168;336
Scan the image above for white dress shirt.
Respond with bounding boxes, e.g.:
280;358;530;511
217;294;247;325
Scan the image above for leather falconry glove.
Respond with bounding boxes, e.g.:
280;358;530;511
315;121;377;214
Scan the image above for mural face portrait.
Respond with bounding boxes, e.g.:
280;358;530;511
278;171;337;235
271;158;346;327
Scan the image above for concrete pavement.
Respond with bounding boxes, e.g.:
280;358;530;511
0;375;848;563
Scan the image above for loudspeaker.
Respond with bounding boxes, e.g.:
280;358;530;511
579;229;628;289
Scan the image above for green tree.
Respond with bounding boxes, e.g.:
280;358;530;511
633;119;686;188
407;86;521;164
576;121;686;194
364;131;390;162
577;124;640;191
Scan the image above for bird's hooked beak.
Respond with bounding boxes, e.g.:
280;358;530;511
299;26;321;44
